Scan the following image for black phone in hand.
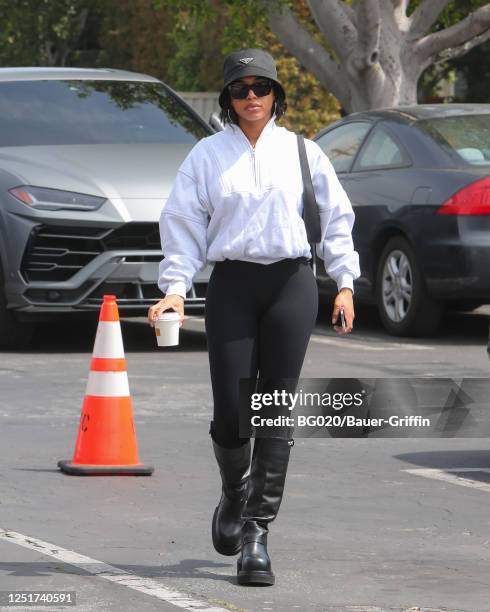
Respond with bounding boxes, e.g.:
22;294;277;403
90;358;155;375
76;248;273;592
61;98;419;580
334;309;346;329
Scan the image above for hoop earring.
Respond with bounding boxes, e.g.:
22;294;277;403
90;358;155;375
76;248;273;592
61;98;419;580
227;108;233;122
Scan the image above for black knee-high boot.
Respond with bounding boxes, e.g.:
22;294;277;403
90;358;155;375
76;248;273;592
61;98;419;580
210;422;251;556
237;437;292;585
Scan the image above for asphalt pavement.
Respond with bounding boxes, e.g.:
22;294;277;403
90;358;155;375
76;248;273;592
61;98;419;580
1;305;489;612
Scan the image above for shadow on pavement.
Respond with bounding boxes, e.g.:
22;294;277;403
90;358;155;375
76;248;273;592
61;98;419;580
12;468;63;473
394;449;490;469
0;560;235;584
394;449;490;486
317;303;489;347
12;319;208;354
4;304;489;353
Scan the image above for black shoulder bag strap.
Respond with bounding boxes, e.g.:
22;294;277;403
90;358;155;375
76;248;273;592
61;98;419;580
297;134;321;276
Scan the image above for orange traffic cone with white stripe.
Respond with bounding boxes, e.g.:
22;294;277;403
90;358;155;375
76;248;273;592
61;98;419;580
58;295;153;475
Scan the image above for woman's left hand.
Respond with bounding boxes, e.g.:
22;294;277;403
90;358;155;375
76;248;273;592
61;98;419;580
332;288;354;334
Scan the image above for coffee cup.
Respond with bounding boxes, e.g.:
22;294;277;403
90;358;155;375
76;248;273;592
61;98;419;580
155;311;180;347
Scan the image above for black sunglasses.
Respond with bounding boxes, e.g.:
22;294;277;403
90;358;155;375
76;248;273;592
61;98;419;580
228;79;273;100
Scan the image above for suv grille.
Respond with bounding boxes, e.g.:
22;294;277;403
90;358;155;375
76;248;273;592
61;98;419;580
21;223;161;282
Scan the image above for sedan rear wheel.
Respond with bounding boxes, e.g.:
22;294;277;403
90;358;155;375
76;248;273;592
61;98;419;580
376;236;443;337
381;249;412;323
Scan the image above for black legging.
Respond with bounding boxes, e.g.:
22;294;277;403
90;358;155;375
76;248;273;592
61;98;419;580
205;257;319;448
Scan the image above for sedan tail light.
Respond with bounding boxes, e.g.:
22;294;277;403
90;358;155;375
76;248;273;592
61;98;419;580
436;177;490;215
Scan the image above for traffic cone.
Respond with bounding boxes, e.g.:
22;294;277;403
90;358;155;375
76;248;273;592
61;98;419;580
58;295;153;476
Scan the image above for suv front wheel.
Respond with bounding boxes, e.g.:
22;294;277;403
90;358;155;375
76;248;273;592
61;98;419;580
0;269;36;349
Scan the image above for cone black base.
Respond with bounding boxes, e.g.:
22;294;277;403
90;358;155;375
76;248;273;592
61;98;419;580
58;460;154;476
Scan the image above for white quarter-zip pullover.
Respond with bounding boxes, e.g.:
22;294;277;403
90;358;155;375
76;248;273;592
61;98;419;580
158;116;360;298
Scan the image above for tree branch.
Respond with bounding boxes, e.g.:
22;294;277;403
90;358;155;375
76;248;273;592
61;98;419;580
408;0;451;40
336;0;357;28
263;1;350;105
75;8;89;41
415;4;490;61
43;41;57;67
306;0;357;61
434;27;490;63
391;0;409;22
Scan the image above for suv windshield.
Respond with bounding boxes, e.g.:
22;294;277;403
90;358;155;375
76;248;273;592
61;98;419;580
417;114;490;165
0;80;209;147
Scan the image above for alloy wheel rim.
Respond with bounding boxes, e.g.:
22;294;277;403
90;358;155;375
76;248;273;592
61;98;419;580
381;249;413;323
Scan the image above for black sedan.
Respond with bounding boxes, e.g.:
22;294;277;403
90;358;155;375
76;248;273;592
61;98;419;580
314;104;490;336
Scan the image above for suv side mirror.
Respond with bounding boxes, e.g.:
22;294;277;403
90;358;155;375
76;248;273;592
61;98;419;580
209;112;224;132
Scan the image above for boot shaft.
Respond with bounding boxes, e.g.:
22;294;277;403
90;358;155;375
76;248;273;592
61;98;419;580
210;421;252;495
243;437;292;523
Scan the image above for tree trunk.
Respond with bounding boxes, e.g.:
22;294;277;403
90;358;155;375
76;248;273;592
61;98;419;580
42;7;89;67
264;0;490;112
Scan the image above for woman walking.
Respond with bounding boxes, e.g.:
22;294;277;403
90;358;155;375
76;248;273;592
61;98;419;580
148;48;360;585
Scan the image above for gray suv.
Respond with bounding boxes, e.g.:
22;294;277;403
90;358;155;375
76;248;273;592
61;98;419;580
0;68;213;348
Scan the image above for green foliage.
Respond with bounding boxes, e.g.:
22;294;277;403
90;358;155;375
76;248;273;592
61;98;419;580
407;0;489;27
220;0;269;53
410;0;490;102
164;5;224;90
0;0;95;66
0;0;487;126
452;39;490;102
153;0;339;134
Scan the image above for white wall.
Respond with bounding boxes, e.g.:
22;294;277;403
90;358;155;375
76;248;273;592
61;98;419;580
178;91;220;121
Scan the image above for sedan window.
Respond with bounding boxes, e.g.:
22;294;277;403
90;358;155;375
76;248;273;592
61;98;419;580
315;122;371;173
416;114;490;166
355;125;409;169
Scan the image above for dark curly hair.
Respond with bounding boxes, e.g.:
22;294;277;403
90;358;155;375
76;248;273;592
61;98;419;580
219;82;287;125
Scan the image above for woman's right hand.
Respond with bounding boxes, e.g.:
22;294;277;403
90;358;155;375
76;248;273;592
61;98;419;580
147;294;185;328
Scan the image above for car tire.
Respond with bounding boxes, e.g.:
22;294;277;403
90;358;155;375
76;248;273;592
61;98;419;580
0;270;36;349
376;236;443;337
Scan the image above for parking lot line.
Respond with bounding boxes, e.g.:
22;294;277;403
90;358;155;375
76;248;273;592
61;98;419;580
0;529;229;612
403;468;490;493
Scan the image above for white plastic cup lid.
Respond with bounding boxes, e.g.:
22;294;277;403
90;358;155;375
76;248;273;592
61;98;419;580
158;311;180;321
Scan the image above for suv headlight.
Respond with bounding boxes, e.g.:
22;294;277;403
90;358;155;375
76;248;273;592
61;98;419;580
9;186;106;211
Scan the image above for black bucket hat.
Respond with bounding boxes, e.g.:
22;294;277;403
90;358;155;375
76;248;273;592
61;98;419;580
218;48;285;108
